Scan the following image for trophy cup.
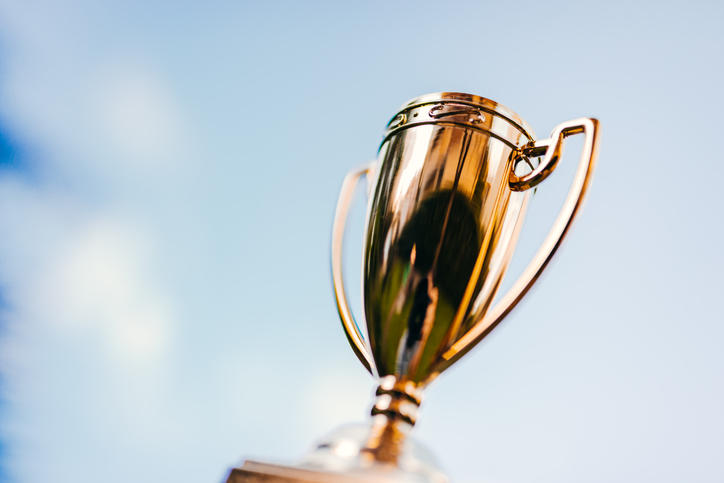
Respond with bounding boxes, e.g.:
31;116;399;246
227;92;599;482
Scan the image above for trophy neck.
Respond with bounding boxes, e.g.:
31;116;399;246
361;376;424;464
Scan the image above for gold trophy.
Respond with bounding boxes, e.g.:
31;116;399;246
228;92;599;482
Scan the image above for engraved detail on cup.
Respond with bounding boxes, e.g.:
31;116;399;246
428;103;485;124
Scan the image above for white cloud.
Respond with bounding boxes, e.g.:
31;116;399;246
0;6;192;479
0;173;178;481
49;217;171;362
90;63;189;169
0;167;173;368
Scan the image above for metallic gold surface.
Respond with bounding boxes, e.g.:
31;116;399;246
330;92;599;467
442;117;599;370
332;164;377;375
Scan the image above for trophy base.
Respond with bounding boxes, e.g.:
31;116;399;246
226;460;370;482
228;424;448;483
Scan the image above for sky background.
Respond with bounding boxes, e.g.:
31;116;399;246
0;1;723;482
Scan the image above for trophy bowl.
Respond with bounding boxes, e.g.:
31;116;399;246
228;92;599;482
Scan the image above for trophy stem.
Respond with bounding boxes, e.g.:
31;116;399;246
361;376;423;465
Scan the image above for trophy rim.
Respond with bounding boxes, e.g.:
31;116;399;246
395;91;536;141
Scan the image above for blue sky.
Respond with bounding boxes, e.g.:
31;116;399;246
0;1;723;482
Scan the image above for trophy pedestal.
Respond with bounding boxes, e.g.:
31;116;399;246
226;459;439;483
227;423;448;483
226;461;369;482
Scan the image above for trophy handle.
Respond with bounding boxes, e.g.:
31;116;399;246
441;118;600;366
331;163;377;375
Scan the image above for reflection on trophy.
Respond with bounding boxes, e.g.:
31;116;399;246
228;92;599;482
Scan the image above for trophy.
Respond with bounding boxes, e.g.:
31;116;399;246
227;92;599;482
